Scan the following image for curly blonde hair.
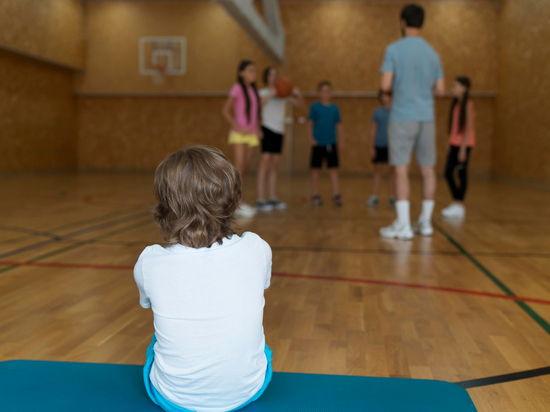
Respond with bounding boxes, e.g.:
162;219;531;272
153;146;241;248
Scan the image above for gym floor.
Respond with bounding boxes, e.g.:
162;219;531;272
1;174;549;411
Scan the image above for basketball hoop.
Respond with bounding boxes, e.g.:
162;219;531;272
151;64;166;85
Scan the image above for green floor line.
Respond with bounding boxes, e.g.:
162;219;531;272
0;218;151;276
433;221;550;336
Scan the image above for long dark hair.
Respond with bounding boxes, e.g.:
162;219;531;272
237;60;261;123
448;76;471;134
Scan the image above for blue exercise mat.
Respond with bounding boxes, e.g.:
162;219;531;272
0;360;477;411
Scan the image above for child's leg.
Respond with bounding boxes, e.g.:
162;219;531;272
444;147;460;201
268;154;281;199
310;168;321;195
329;168;340;196
372;163;384;196
257;153;271;201
233;144;246;179
456;148;472;204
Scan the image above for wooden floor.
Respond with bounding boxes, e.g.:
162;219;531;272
1;173;550;411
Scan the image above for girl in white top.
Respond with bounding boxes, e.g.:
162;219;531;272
256;67;303;211
135;146;273;412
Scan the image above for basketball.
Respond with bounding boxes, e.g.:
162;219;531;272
275;77;293;98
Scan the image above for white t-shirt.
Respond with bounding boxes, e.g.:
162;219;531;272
259;88;287;134
134;232;272;412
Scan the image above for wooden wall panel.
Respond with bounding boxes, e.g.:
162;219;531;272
77;97;231;170
77;95;492;176
494;0;550;183
0;49;77;171
279;2;497;92
0;0;85;68
76;1;498;93
75;2;270;93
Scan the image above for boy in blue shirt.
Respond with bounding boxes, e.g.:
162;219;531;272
366;90;396;207
307;81;344;206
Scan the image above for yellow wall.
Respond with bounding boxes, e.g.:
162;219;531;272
0;0;85;68
494;0;550;183
0;49;77;171
76;1;498;174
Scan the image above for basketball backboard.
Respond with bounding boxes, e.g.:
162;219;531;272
138;36;186;78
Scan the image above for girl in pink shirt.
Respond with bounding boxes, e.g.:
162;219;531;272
442;77;475;218
222;60;262;218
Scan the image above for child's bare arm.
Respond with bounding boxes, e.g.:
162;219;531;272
307;120;316;146
337;123;344;150
222;97;244;133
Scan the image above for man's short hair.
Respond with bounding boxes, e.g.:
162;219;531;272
401;4;424;28
317;80;332;91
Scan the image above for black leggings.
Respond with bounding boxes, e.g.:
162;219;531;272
444;146;472;201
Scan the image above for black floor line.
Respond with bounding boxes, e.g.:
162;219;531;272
456;366;550;389
0;211;150;260
0;224;62;240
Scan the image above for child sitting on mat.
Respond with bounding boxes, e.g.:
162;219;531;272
134;145;273;412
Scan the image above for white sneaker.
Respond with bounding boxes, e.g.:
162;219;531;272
441;203;465;218
236;203;257;218
413;220;433;236
379;220;414;240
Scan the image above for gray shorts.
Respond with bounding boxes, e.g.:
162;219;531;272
388;121;436;167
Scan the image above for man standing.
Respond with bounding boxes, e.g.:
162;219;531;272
379;4;445;240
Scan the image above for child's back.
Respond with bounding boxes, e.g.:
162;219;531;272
135;146;272;412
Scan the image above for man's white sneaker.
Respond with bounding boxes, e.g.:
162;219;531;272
441;203;465;218
236;203;257;218
379;220;414;240
413;220;433;236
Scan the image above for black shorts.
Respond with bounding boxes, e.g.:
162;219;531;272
372;147;389;163
310;144;339;169
261;126;284;154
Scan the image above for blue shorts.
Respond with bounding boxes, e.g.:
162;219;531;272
143;334;273;412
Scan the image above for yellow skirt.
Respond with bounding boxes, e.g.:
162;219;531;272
228;131;260;148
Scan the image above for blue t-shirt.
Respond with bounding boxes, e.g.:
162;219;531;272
372;107;390;147
380;37;443;123
308;102;342;145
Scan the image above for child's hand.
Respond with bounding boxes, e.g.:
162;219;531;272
309;138;317;147
458;147;467;163
234;125;246;134
292;87;301;96
370;147;376;160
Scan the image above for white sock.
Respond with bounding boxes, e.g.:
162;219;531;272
395;200;410;226
420;200;435;223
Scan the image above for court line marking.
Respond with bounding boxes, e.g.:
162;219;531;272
0;225;63;240
456;366;550;389
0;219;151;277
433;221;550;336
0;211;150;260
2;258;550;306
0;206;145;246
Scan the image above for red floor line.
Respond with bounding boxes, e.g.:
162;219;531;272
2;259;550;306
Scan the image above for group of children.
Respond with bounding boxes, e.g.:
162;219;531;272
135;4;477;412
221;60;475;218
